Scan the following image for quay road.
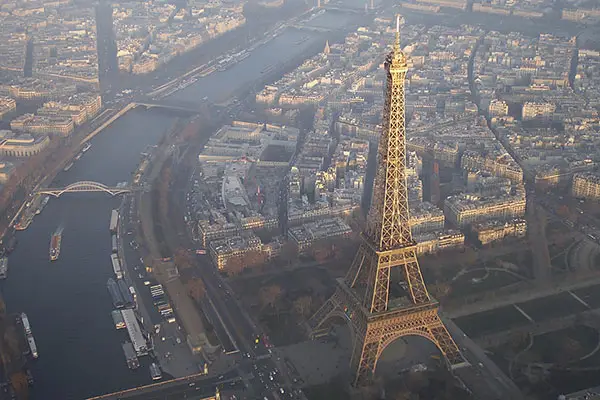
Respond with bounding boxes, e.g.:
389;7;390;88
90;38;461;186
87;370;240;400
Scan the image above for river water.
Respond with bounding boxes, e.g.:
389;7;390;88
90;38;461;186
1;9;361;400
2;108;176;400
167;10;360;105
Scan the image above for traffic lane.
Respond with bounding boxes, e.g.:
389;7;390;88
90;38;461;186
250;357;298;397
111;370;240;400
199;263;253;355
197;259;256;341
197;257;270;356
201;294;237;353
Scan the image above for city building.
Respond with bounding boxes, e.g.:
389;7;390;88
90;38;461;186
288;217;352;253
488;99;508;117
96;0;118;78
10;113;74;136
0;132;50;157
414;230;465;255
410;202;445;235
472;218;527;246
461;149;524;183
0;97;16;120
572;172;600;200
199;121;298;162
0;161;16;183
522;101;556;120
209;234;263;270
444;191;526;227
38;93;102;126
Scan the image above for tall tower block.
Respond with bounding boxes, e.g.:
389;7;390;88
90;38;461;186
308;16;463;387
95;0;118;79
430;160;441;205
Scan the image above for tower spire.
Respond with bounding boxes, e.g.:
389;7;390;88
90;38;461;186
395;14;400;50
392;14;406;67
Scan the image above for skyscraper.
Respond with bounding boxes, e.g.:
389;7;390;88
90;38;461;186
95;0;118;80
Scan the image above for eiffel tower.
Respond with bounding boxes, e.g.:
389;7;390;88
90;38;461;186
308;16;464;387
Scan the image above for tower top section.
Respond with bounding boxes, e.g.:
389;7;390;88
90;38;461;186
389;14;407;70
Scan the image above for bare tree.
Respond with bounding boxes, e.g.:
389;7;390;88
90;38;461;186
259;284;283;310
293;296;313;318
224;255;245;276
279;241;298;266
174;247;194;270
186;277;206;302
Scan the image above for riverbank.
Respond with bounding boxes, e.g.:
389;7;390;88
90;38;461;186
136;117;220;359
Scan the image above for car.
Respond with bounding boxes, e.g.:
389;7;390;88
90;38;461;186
280;388;285;394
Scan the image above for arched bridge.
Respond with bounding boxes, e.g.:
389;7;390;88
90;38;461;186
37;181;138;198
133;102;200;114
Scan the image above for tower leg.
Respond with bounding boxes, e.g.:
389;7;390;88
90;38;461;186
427;315;463;365
348;310;464;387
351;330;380;387
307;289;340;336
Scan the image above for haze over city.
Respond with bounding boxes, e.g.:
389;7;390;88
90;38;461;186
0;0;599;399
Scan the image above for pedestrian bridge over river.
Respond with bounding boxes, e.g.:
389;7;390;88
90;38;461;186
36;181;143;198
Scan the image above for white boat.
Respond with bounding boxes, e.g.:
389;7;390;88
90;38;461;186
35;196;50;215
0;257;7;279
27;335;38;358
82;142;92;153
21;313;31;334
150;363;162;380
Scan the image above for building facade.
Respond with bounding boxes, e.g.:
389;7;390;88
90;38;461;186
0;133;50;157
472;218;527;245
572;172;600;200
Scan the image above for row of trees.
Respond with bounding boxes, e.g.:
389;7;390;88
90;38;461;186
222;249;268;276
258;283;315;320
157;162;172;223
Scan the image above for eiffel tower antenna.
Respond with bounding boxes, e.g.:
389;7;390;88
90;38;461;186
308;16;464;387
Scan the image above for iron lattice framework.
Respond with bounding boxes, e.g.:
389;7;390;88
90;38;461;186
309;19;463;387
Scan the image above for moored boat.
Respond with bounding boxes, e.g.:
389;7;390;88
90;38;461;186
36;196;50;215
0;257;8;279
49;227;63;261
